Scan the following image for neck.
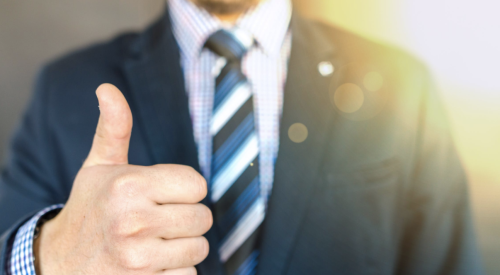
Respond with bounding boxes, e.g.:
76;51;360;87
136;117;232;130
212;12;243;25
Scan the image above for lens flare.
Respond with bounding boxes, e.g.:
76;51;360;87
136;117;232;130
332;83;365;114
288;123;308;143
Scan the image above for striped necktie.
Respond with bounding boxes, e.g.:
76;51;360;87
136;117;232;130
205;29;263;275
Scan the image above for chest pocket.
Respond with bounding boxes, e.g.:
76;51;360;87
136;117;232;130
326;157;399;190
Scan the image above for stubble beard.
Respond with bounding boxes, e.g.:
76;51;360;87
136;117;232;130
191;0;260;15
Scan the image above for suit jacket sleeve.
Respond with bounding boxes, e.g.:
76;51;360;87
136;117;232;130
396;67;484;274
0;66;66;271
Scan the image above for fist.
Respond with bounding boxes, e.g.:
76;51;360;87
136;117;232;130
35;84;212;275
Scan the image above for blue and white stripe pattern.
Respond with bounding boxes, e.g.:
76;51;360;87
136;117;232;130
205;29;264;275
170;0;292;271
234;250;260;275
169;0;292;200
7;204;63;275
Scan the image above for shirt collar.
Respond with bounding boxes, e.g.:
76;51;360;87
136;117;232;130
169;0;292;60
237;0;292;57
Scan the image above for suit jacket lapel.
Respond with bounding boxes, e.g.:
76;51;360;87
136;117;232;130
122;13;199;168
120;10;225;275
257;15;340;275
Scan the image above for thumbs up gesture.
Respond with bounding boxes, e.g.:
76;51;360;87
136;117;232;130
35;84;212;275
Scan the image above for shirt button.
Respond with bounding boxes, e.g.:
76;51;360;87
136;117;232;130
318;61;334;77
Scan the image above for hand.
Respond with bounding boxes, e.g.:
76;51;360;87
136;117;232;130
34;84;212;275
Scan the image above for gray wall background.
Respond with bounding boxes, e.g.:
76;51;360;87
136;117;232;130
0;0;165;163
0;1;498;274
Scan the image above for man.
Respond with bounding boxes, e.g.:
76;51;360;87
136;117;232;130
0;0;484;274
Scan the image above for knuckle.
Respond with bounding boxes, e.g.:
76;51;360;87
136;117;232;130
110;173;141;198
117;246;151;271
110;212;146;239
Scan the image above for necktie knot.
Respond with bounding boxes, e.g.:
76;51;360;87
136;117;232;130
205;28;254;61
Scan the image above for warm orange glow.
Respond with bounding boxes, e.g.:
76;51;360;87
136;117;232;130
294;0;500;272
363;72;384;92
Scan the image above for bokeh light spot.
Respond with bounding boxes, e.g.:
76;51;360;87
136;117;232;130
332;83;365;113
318;61;334;77
363;71;384;92
288;123;308;143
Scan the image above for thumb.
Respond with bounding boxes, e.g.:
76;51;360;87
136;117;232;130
83;83;133;168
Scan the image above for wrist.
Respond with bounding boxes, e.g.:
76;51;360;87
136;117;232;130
8;205;63;275
33;208;63;275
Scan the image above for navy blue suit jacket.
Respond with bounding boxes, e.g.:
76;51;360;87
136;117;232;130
0;10;483;275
